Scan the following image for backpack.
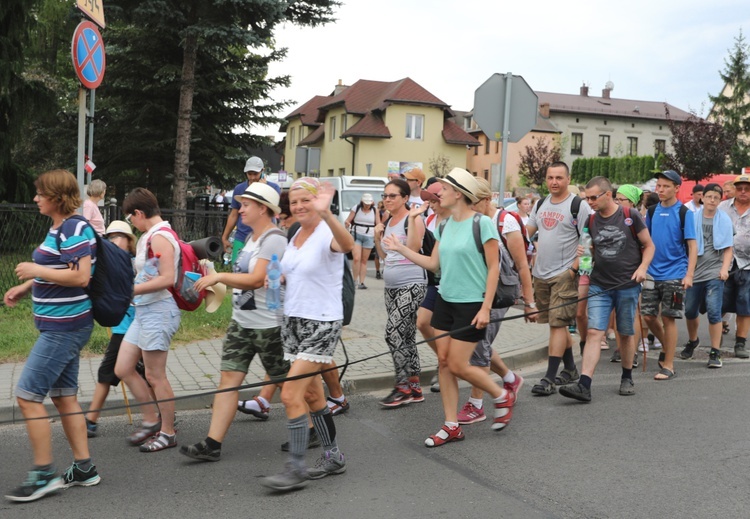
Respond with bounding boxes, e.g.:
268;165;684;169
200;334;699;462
57;215;134;327
587;206;641;247
496;208;531;267
147;226;207;311
536;194;583;237
386;214;436;285
287;222;355;326
646;203;689;253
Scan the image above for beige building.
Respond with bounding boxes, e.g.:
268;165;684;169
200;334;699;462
281;78;479;178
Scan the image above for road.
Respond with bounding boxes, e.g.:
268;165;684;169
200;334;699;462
2;331;750;519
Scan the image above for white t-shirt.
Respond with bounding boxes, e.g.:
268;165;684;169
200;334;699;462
281;222;344;321
232;228;287;329
134;221;180;306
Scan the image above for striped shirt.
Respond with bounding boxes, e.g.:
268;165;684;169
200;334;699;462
32;218;97;331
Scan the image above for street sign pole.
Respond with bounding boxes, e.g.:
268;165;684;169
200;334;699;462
87;89;96;178
498;72;513;194
76;88;87;207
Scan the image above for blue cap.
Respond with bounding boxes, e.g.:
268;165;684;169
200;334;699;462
656;170;682;186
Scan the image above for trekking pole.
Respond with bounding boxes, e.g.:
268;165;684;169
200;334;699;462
636;302;647;372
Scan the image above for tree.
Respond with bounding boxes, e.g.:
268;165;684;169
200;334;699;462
517;135;561;190
708;29;750;174
427;153;452;178
665;105;733;181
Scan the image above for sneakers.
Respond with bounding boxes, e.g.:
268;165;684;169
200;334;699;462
5;470;62;502
648;334;662;349
306;450;346;480
357;283;367;290
735;342;750;359
491;390;515;431
376;271;382;280
619;378;635;396
457;402;487;425
680;339;700;359
708;350;723;368
62;463;101;488
238;397;270;420
410;383;425;403
425;425;465;447
327;396;350;416
638;341;649;353
430;374;440;393
503;373;524;395
179;440;221;462
559;382;592;402
260;463;309;492
281;428;321;452
379;385;413;408
86;419;98;438
609;350;621;363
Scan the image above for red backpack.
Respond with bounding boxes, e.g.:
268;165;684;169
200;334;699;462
147;227;207;311
496;208;532;268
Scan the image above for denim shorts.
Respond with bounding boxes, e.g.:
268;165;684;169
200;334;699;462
686;279;724;323
16;326;94;402
352;230;375;249
124;297;181;351
587;284;641;336
723;268;750;316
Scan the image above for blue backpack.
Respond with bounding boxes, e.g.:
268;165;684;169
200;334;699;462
58;215;135;327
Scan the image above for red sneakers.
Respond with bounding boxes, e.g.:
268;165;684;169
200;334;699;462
379;385;413;408
503;373;524;396
457;402;487;425
424;425;465;447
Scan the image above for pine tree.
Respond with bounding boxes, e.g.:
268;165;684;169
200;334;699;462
709;29;750;174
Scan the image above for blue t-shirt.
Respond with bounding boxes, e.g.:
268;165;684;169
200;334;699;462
230;180;281;243
646;201;696;281
32;218;97;331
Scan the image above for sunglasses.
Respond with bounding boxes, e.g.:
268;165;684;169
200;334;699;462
381;193;403;200
585;192;607;202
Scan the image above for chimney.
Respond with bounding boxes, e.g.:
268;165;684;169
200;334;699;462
602;87;611;99
580;85;589;97
539;102;550;118
334;79;348;96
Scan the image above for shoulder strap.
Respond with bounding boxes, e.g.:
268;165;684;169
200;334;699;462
472;213;483;255
587;213;595;232
496;209;509;250
571;195;582;238
622;206;640;245
535;195;550;214
286;221;301;242
679;204;688;236
437;218;448;238
647;205;656;233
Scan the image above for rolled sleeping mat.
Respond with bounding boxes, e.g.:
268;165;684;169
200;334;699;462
189;236;223;261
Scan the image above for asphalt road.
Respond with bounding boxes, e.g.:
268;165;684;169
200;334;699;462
2;322;749;518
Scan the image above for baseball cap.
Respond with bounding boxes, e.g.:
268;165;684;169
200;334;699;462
655;170;682;186
361;193;374;205
404;168;426;186
692;184;704;194
244;156;264;173
703;183;723;196
734;173;750;185
420;182;442;202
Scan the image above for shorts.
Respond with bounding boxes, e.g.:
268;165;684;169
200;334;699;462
352;231;375;249
282;316;342;363
97;333;147;386
723;268;750;316
470;307;509;367
587;284;641;336
686;279;724;323
16;326;94;402
420;285;439;312
124;298;181;351
220;320;289;378
533;270;579;327
430;294;486;343
641;279;685;319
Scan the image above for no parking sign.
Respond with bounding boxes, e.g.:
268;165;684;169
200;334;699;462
71;21;106;90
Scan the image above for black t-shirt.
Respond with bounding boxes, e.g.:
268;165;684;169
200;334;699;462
589;207;646;290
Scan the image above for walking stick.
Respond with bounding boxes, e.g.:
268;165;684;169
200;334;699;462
636;302;647;372
106;327;134;424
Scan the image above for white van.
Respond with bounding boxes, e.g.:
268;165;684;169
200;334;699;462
320;176;388;227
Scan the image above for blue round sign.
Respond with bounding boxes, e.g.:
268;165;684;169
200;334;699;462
71;21;106;89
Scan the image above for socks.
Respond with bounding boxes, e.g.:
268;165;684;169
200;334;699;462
468;397;483;409
311;407;338;453
622;368;633;381
562;347;576;370
244;397;269;412
34;463;54;474
544;356;562;381
205;437;222;450
327;395;345;410
579;341;585;355
502;371;516;385
492;393;510;420
579;375;592;389
287;414;309;469
74;458;92;471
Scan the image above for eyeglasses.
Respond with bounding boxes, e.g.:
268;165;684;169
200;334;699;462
125;213;132;224
615;197;630;204
406;178;419;183
736;185;750;192
381;193;402;200
586;192;607;202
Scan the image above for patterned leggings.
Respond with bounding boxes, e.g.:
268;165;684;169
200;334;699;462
384;283;428;385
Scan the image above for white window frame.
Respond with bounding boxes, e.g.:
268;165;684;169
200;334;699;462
329;117;336;142
406;114;424;140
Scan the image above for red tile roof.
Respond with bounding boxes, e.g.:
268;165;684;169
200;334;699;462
282;95;331;130
536;91;692;121
443;119;480;146
298;125;324;146
342;112;391;138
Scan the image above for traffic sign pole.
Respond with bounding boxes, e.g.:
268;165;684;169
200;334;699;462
77;88;87;208
498;72;513;194
88;89;96;172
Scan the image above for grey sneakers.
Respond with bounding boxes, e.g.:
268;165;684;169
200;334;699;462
307;450;346;480
260;463;309;492
619;378;635;396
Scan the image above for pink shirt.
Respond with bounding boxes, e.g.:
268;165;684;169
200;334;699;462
83;199;105;235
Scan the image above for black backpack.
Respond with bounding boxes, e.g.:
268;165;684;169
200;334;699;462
57;215;134;327
287;222;355;326
646;203;689;253
536;194;583;237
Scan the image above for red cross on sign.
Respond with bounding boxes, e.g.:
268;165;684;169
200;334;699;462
71;21;106;90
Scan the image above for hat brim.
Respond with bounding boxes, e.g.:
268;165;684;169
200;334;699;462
655;172;681;185
201;262;227;313
436;176;479;203
234;193;281;215
420;190;439;202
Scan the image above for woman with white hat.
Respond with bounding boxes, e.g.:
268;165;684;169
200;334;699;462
179;182;289;462
345;192;380;289
383;168;513;447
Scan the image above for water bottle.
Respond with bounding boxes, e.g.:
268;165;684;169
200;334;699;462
224;229;236;265
266;253;281;310
223;252;232;265
578;228;593;275
136;254;160;284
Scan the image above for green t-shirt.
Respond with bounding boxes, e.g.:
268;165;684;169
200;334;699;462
436;214;499;303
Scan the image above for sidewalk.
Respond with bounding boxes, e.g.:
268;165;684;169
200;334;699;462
0;276;550;424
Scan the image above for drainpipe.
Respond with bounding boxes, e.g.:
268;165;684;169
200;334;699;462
344;136;355;175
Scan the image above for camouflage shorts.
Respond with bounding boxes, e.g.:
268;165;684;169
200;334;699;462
220;320;289;378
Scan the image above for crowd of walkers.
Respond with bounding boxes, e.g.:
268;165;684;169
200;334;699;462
4;159;750;502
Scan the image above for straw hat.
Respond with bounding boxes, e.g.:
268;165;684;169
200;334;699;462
436;168;481;203
234;182;281;215
200;260;227;313
104;220;134;237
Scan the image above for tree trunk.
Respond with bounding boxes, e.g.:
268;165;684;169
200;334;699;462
171;29;198;236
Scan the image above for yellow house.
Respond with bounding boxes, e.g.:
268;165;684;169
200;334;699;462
281;78;479;179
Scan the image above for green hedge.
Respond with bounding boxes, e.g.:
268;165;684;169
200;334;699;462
571;155;656;185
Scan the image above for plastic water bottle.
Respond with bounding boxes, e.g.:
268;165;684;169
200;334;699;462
266;253;281;310
224;229;236;265
136;254;160;284
578;228;593;275
223;252;232;265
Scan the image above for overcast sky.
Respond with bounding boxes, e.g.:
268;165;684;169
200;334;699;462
258;0;750;138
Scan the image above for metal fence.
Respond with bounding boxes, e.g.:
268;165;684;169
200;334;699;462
0;203;231;297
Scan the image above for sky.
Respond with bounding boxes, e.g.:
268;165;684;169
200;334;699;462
257;0;750;139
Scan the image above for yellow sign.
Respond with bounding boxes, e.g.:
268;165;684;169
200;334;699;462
76;0;105;29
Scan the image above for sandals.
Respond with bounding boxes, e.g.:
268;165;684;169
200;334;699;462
491;390;516;431
554;367;580;386
128;421;161;446
424;425;464;448
723;321;730;335
654;367;676;381
140;432;177;452
531;377;557;396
